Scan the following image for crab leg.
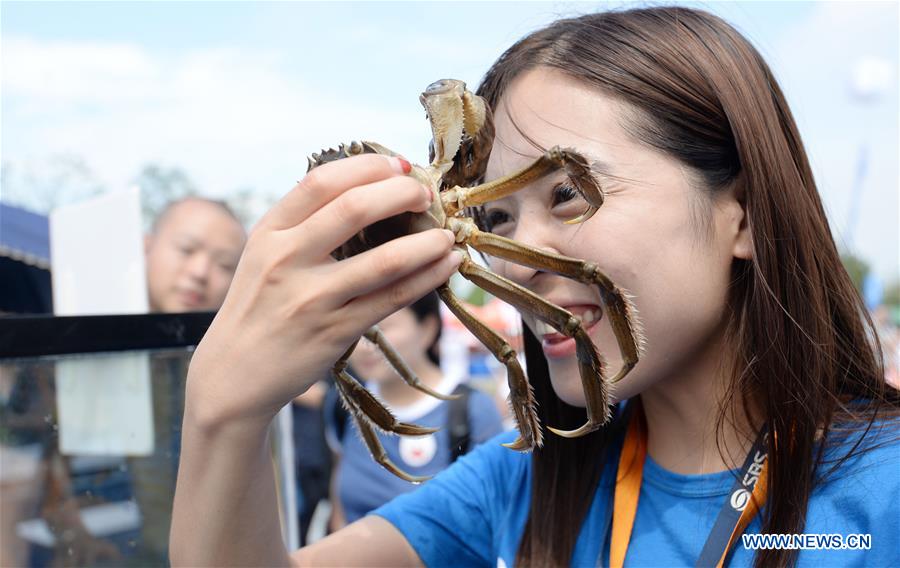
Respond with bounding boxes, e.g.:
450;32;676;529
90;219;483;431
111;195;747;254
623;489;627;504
333;365;431;484
456;219;644;385
441;146;603;224
331;341;438;437
435;284;541;451
455;257;611;438
362;326;458;401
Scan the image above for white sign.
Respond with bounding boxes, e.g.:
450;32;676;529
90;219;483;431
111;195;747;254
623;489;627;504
50;188;154;456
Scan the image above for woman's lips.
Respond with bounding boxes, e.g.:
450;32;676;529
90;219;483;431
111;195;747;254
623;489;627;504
534;305;603;358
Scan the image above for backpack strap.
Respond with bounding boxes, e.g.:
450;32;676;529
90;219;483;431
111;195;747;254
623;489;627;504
447;383;472;463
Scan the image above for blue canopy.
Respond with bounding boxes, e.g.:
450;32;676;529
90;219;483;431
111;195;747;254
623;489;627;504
0;202;52;313
0;202;50;268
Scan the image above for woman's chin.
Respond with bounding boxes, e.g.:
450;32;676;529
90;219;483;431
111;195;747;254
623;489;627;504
547;357;631;408
548;374;588;408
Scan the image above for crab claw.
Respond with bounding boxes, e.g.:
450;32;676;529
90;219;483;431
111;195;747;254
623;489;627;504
391;422;440;436
547;422;600;438
379;458;432;484
564;206;600;225
502;436;534;451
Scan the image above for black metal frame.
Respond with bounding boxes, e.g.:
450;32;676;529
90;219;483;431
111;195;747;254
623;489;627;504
0;312;215;358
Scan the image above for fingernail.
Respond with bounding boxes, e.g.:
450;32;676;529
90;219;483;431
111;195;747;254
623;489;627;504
388;156;412;175
442;229;456;244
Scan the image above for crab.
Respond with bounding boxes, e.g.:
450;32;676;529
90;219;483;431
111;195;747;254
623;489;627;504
307;79;643;482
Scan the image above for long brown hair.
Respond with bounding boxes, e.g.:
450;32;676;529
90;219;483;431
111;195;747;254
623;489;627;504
471;7;900;567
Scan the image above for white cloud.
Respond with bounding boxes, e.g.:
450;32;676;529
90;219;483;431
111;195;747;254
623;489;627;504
2;35;435;221
3;37;161;104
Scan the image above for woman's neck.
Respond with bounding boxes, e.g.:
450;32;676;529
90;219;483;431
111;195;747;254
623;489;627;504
639;340;757;475
376;360;445;408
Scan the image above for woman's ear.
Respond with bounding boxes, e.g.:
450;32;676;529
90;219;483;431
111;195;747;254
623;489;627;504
727;183;752;261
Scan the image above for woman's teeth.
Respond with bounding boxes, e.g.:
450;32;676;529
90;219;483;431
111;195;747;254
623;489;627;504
535;320;556;336
534;308;602;336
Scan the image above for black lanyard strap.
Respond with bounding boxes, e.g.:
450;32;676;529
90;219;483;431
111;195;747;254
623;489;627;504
695;427;769;567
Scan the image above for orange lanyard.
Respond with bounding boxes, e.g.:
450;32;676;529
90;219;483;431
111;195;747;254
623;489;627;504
609;405;768;568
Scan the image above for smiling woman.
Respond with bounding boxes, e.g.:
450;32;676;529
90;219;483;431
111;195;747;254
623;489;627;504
169;6;899;568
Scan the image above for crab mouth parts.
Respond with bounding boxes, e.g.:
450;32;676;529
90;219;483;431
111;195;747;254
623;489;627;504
534;305;603;344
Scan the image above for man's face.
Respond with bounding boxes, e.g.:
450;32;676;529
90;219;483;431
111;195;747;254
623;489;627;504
144;200;246;313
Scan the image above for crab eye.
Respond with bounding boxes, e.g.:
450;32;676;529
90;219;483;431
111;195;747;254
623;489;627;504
425;80;450;94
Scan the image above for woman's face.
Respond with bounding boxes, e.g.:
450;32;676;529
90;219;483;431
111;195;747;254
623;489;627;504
483;67;748;406
348;308;436;384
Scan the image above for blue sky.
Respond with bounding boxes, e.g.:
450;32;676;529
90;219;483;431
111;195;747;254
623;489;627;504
2;1;897;280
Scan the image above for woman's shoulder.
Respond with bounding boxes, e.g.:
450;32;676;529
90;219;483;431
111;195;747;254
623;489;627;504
821;413;899;462
805;416;899;548
814;415;900;493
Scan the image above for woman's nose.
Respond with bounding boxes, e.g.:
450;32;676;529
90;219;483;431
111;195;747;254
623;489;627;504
490;225;562;288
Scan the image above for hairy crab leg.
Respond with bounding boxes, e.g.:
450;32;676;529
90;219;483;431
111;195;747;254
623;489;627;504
454;257;611;438
362;326;458;401
332;342;438;437
440;146;603;224
435;283;541;451
456;218;644;385
333;368;431;484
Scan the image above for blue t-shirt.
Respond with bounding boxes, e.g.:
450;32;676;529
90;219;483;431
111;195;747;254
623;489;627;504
330;384;504;524
375;418;899;567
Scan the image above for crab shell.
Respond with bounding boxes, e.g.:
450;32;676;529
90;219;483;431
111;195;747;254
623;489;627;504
330;79;494;261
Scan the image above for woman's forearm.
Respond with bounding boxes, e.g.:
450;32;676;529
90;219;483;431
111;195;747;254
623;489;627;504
168;156;459;566
170;403;289;567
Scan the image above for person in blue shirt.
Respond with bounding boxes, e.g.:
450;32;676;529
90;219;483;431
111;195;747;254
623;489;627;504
171;6;900;568
323;292;504;529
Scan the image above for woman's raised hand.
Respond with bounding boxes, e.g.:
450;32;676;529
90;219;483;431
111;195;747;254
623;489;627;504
185;154;462;427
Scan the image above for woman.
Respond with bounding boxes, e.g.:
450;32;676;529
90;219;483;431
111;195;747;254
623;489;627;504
171;7;899;567
325;292;503;529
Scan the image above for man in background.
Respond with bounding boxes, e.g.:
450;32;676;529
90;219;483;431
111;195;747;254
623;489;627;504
144;197;246;313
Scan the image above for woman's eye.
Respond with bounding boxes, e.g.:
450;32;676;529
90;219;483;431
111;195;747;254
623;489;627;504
551;183;580;206
484;208;513;232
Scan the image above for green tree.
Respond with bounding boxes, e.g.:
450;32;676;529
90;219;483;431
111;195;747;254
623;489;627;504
134;164;199;229
884;280;900;307
0;155;105;213
840;252;871;294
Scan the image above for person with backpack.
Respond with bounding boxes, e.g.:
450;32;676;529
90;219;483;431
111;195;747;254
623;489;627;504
322;291;504;530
